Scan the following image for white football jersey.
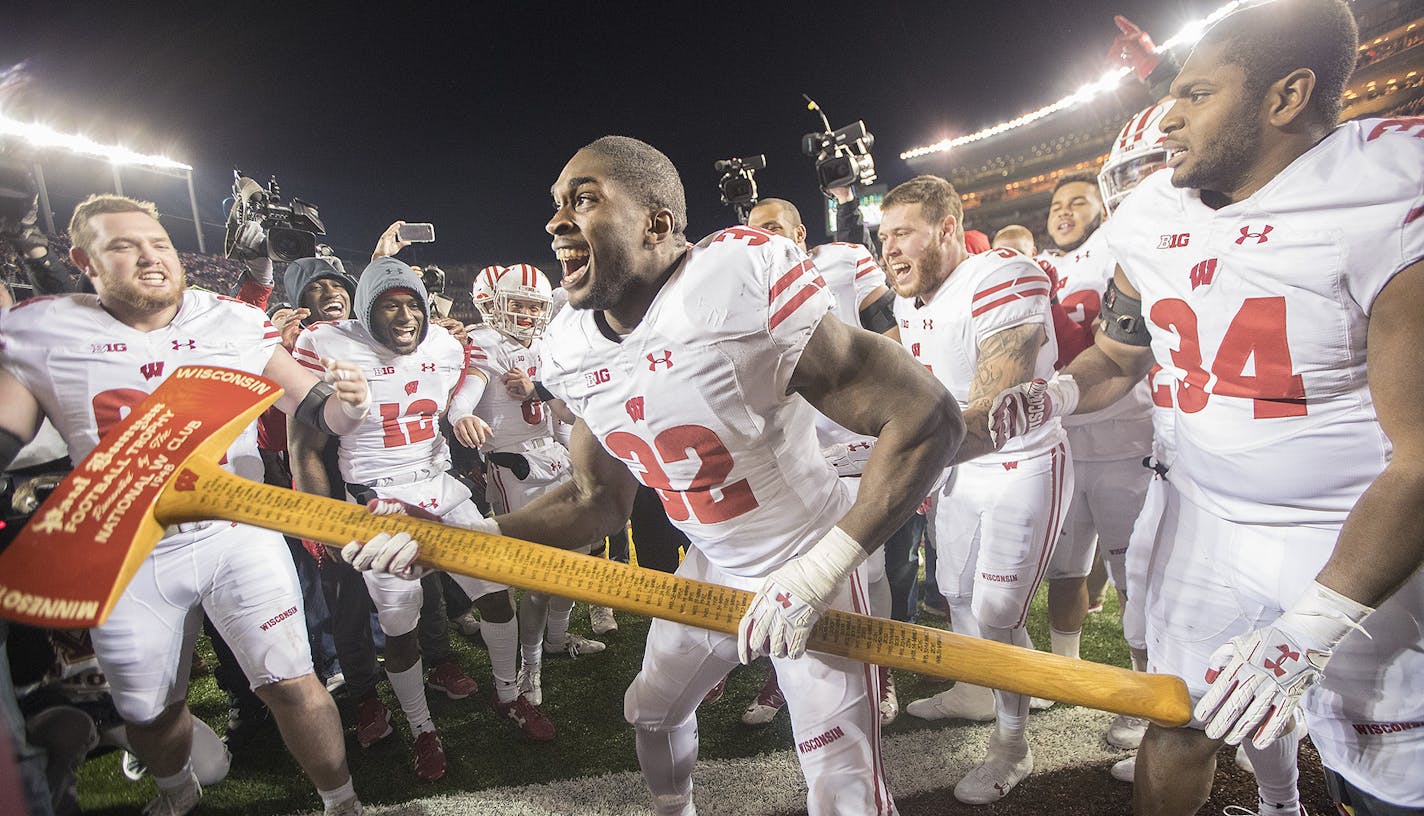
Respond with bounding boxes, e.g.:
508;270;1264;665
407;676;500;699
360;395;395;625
895;248;1065;462
540;226;848;578
0;290;277;482
1048;229;1153;460
294;321;466;484
1102;117;1424;524
807;241;884;466
465;326;555;454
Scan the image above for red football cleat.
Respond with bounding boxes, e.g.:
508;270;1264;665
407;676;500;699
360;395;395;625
412;729;447;782
354;694;393;748
494;694;556;741
427;658;479;700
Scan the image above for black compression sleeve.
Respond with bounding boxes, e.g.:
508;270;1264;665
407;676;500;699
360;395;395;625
0;427;24;471
294;380;337;435
1101;279;1153;347
858;289;898;335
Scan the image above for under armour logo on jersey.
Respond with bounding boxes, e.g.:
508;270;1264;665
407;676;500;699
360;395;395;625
421;362;436;372
1189;258;1219;290
775;591;794;609
1263;643;1301;677
171;339;197;350
404;380;419;396
140;361;165;380
647;350;673;370
1158;233;1191;249
1236;225;1273;245
625;396;645;423
922;319;933;330
418;499;439;511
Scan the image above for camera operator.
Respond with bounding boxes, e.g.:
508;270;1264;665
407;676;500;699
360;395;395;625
828;185;878;255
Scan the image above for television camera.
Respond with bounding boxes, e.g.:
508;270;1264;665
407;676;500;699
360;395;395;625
801;95;877;196
713;154;765;223
224;170;326;263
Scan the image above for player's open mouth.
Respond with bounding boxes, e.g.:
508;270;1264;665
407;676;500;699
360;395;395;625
138;271;168;286
1054;218;1075;235
556;246;590;288
1165;143;1187;169
319;297;346;317
390;326;417;344
888;261;912;285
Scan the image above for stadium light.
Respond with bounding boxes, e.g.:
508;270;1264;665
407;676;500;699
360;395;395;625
0;107;206;251
0;111;190;171
899;0;1270;160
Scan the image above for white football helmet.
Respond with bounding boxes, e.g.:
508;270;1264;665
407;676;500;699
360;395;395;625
1099;100;1173;214
492;263;553;340
471;265;505;319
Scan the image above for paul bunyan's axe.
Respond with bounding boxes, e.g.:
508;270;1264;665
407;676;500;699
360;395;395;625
0;365;1191;726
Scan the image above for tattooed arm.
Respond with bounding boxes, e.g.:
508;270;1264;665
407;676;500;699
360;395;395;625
954;323;1049;464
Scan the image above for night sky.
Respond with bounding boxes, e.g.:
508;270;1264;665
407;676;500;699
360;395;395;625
1;1;1222;268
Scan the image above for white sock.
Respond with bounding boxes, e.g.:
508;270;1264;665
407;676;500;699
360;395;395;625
482;617;521;703
1245;728;1302;814
386;660;435;734
545;596;576;646
519;591;550;657
318;778;356;809
983;623;1029;740
154;759;196;792
1050;627;1082;661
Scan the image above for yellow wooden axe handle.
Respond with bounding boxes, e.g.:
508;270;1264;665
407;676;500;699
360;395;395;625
0;365;1191;727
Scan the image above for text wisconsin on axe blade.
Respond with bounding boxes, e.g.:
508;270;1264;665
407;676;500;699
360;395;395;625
171;366;275;395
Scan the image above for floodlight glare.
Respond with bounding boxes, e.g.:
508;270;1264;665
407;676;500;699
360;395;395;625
0;111;191;172
899;0;1273;160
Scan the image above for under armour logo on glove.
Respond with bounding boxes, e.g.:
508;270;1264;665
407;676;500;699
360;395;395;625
1262;644;1301;677
1195;625;1328;748
738;579;820;663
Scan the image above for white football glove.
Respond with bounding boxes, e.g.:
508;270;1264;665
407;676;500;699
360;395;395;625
1194;581;1372;748
737;527;867;664
988;375;1079;450
342;532;428;580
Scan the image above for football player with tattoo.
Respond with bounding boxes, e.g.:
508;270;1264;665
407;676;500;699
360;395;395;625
344;135;959;816
882;176;1072;804
990;2;1424;813
0;194;369;816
